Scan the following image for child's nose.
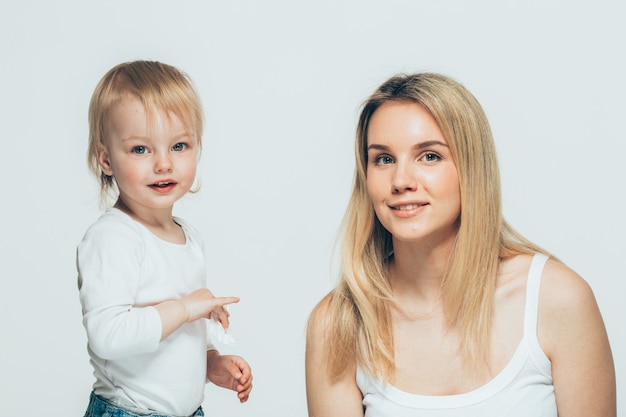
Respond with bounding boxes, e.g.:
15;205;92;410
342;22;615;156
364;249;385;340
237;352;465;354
154;152;173;173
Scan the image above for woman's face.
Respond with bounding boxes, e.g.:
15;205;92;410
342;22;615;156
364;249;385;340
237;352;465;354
365;101;461;245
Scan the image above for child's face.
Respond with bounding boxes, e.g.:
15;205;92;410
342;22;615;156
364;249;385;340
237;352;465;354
98;93;198;216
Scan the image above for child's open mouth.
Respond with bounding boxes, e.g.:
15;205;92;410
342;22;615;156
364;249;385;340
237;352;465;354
149;181;177;192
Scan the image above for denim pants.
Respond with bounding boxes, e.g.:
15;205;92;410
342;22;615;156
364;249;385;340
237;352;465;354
84;392;204;417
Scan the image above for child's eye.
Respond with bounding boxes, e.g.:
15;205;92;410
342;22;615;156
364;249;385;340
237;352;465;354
420;152;442;162
172;143;186;152
132;146;147;154
374;154;395;165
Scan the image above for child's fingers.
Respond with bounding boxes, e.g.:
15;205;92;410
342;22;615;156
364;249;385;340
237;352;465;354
211;355;252;402
227;356;250;381
211;297;239;323
211;301;237;327
182;291;239;322
222;356;246;384
212;296;239;309
234;356;253;401
238;378;252;392
235;357;252;382
237;380;253;402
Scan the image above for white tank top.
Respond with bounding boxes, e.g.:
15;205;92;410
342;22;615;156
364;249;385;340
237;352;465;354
356;254;557;416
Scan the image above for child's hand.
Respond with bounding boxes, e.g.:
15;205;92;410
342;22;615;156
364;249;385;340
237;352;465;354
156;289;238;342
180;288;239;324
206;351;253;403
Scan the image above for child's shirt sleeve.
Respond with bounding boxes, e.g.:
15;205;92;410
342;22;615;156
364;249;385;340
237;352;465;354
77;218;162;360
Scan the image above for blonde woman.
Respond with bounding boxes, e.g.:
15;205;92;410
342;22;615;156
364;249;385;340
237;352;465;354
306;73;615;417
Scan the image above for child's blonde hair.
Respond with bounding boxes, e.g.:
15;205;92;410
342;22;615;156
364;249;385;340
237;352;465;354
87;60;204;205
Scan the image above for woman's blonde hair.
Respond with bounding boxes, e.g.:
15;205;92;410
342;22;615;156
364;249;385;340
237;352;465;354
318;72;550;381
87;60;204;205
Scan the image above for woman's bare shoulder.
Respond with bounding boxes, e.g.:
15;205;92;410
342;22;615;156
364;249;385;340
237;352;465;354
538;258;604;357
498;253;590;297
540;258;596;314
307;292;335;333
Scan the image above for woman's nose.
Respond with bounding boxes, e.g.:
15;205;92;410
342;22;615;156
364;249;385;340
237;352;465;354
391;162;417;193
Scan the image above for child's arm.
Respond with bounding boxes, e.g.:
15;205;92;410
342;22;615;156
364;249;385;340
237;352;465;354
154;289;239;341
78;218;238;359
206;350;253;403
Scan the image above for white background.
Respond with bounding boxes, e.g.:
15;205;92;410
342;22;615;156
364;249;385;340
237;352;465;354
1;1;624;415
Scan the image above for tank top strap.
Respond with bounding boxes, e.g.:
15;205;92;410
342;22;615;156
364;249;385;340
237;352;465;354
523;253;549;341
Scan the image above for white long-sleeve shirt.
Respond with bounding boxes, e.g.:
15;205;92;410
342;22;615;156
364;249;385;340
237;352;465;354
77;208;215;417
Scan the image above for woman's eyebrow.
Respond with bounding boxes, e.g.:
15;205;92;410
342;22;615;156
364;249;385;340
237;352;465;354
413;140;448;149
367;143;389;151
367;140;448;151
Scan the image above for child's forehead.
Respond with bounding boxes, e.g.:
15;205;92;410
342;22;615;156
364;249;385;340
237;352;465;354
110;93;182;122
105;93;194;137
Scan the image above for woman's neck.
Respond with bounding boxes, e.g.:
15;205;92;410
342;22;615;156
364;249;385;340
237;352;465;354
388;234;456;303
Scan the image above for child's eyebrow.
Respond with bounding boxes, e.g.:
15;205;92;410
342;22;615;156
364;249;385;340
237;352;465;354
121;135;151;142
121;133;192;142
172;132;193;141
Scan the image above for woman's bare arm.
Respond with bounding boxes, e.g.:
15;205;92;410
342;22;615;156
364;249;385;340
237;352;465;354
539;260;616;417
306;297;364;417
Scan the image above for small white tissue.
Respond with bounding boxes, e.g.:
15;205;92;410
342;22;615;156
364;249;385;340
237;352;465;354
207;312;235;345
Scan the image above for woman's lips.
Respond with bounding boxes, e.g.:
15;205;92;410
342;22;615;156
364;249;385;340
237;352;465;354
389;202;428;217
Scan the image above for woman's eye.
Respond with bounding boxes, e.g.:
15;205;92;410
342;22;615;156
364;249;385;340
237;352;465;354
172;143;186;151
374;154;394;165
132;146;147;154
421;152;441;162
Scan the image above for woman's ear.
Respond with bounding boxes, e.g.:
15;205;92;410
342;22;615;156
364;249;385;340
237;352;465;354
97;143;114;176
